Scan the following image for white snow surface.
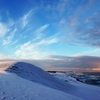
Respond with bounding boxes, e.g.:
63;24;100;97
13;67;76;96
0;62;100;100
0;71;82;100
51;72;100;100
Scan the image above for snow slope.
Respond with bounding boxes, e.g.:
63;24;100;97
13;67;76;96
51;72;100;100
68;81;100;100
0;62;100;100
0;70;82;100
6;62;75;93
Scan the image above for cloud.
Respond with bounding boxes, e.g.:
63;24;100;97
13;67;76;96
0;55;100;72
14;39;56;59
92;67;100;71
56;1;100;47
33;24;49;41
35;24;49;34
68;17;79;27
0;53;11;59
0;22;10;38
20;10;34;28
44;55;100;71
56;0;69;14
74;11;100;47
49;55;72;60
14;36;58;59
0;10;14;38
33;33;44;41
0;9;36;46
0;11;16;46
73;49;100;57
86;0;99;9
35;38;59;45
41;0;69;19
2;28;17;45
14;41;32;58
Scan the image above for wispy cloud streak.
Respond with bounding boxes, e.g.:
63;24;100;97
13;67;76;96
35;24;49;34
2;28;17;45
0;22;10;38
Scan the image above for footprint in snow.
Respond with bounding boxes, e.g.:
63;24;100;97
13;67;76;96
2;97;6;99
1;92;5;94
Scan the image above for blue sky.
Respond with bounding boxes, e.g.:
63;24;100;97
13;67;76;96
0;0;100;72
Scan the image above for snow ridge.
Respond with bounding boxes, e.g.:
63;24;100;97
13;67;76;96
0;72;83;100
6;62;75;93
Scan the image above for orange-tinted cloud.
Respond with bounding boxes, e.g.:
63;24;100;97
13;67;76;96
92;67;100;71
1;55;100;72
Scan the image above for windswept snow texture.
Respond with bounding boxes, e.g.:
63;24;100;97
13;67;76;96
51;72;100;100
6;62;75;93
0;71;82;100
0;62;100;100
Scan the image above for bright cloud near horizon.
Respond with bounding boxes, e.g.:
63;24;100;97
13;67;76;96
0;0;100;72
